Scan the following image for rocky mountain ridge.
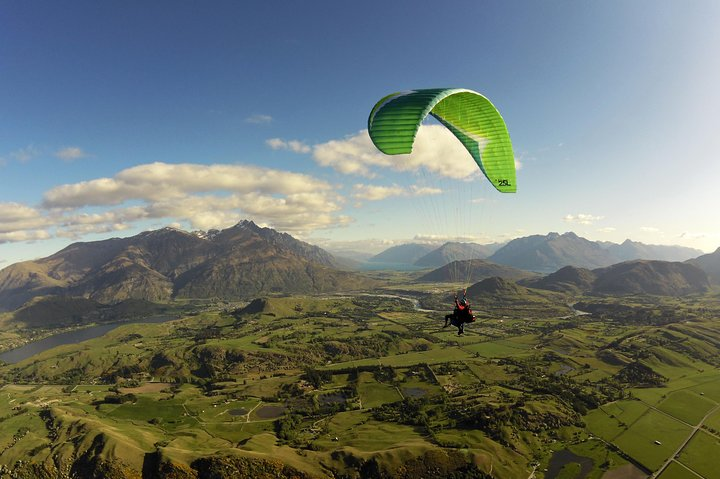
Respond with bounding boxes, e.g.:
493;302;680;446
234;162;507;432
520;260;709;296
418;259;538;283
487;232;704;273
366;243;436;264
0;221;373;312
687;247;720;284
369;232;705;273
414;242;499;268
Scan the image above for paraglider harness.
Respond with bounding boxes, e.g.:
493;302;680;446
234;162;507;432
444;289;475;335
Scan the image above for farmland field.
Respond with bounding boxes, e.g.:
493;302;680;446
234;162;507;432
1;289;720;478
676;430;720;478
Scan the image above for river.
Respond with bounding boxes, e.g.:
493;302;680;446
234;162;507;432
0;315;178;364
0;293;425;365
0;294;584;365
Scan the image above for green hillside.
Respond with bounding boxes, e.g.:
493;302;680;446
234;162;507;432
1;287;720;478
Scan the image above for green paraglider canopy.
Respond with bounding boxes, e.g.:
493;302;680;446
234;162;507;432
368;88;516;193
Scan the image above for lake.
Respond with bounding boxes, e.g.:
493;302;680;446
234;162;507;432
358;262;426;271
544;449;594;479
0;315;178;364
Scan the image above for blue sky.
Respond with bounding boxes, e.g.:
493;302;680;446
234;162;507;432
2;1;720;265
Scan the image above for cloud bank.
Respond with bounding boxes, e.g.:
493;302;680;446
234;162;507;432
563;213;604;225
245;114;273;124
352;183;442;201
266;138;311;154
312;126;480;179
2;162;350;244
55;147;88;161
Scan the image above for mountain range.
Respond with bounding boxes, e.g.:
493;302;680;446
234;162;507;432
687;247;720;284
414;242;500;268
366;243;436;265
417;259;538;283
520;260;710;296
0;221;374;312
370;232;705;273
486;232;704;272
367;241;503;267
1;225;717;314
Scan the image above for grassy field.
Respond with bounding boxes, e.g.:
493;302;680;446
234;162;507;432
703;407;720;432
657;390;717;425
686;372;720;403
657;461;703;479
323;345;472;370
675;430;720;478
356;372;402;408
463;337;537;357
612;409;692;471
585;400;650;441
2;289;720;478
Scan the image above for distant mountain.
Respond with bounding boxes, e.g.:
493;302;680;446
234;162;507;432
0;221;375;312
417;259;538;283
605;239;703;262
330;256;364;271
367;243;436;264
522;260;709;296
489;232;613;272
324;249;374;264
687;247;720;284
520;266;597;294
467;276;526;297
592;260;709;295
464;276;567;314
488;232;703;273
414;242;498;268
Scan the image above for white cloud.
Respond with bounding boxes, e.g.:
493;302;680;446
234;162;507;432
352;183;442;201
0;161;356;245
409;185;442;196
245;114;273;124
312;126;479;179
563;213;604;225
266;138;311;153
53;207;148;239
0;202;148;243
0;202;50;233
640;226;660;233
61;207;148;226
10;145;40;163
678;231;714;240
56;222;130;239
597;227;617;233
412;234;479;243
352;184;405;201
0;229;51;244
38;162;347;237
677;231;720;252
0;202;53;243
55;146;88;161
143;191;347;232
266;138;285;150
43;162;330;208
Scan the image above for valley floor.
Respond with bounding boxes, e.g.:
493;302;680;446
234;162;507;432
1;288;720;478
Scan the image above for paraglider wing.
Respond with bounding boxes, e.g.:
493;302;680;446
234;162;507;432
367;88;516;193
